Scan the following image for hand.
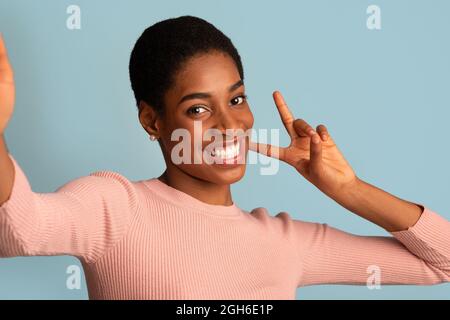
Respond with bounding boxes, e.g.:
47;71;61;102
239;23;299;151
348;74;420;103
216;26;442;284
249;91;358;198
0;33;15;134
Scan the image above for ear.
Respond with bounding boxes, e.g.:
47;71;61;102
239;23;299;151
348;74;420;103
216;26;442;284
138;100;161;137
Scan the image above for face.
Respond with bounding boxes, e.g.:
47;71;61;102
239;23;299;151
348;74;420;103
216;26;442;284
140;51;254;185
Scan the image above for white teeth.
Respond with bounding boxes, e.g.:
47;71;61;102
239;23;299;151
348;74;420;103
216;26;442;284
211;141;240;160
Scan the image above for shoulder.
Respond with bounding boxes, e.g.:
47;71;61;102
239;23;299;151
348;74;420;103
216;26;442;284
88;170;139;195
55;169;140;214
247;206;329;239
56;169;137;192
247;206;297;235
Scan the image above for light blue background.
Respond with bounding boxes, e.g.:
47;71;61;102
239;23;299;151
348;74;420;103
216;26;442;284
0;0;449;299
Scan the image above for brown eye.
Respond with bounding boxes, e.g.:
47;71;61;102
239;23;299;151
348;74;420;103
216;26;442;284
230;94;247;106
187;106;208;115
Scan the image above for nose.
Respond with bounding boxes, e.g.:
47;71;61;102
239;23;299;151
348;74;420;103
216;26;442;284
215;107;242;135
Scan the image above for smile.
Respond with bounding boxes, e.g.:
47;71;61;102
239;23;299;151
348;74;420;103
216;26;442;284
210;140;240;160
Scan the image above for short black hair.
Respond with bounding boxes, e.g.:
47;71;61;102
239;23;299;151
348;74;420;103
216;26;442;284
129;15;244;116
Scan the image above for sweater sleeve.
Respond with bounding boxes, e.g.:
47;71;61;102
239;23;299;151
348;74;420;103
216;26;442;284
0;153;138;264
292;205;450;287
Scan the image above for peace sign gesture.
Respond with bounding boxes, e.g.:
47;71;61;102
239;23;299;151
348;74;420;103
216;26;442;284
249;91;358;197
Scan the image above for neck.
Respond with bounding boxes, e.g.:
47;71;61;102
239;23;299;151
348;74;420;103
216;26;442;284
158;168;234;207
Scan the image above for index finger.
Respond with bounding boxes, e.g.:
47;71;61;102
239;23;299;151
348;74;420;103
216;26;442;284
273;91;298;139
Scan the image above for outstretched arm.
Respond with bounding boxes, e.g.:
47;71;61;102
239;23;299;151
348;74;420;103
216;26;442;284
250;91;449;286
0;35;137;264
249;91;440;232
0;153;138;264
291;205;449;287
0;33;16;206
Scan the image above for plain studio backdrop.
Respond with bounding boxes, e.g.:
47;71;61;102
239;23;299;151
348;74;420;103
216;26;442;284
0;0;449;299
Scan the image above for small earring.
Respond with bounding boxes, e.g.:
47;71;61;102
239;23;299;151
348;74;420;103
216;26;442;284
149;134;157;141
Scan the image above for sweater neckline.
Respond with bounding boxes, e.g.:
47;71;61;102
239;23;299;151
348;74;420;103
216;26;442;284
143;178;244;218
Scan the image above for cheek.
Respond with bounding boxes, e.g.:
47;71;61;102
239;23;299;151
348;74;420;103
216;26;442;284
159;118;194;155
243;106;254;128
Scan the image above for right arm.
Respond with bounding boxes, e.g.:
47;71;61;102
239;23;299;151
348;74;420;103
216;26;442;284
0;152;138;263
0;33;15;206
0;34;138;264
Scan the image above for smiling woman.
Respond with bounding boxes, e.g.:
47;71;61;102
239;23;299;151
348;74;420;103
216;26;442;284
0;15;449;300
129;16;255;201
137;50;254;197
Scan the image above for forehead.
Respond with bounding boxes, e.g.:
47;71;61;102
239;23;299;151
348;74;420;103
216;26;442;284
170;52;242;96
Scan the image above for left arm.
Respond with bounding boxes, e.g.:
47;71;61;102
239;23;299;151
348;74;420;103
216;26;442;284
250;91;441;233
328;177;423;232
250;91;450;285
290;205;450;287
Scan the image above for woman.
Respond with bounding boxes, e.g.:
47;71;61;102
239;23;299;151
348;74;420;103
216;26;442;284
0;15;448;300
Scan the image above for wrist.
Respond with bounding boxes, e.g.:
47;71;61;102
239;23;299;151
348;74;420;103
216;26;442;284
328;176;365;210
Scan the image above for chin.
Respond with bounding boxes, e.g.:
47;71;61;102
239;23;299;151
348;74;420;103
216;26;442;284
200;135;249;185
209;164;247;185
188;162;247;186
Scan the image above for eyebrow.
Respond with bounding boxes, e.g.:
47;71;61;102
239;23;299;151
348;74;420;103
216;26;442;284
177;79;244;106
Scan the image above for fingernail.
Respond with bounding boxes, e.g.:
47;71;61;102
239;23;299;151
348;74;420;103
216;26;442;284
322;134;327;141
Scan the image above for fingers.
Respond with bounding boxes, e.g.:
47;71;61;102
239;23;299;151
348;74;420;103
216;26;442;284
273;91;298;139
308;123;330;171
316;124;329;142
309;130;322;171
249;140;285;160
0;33;13;83
293;118;316;138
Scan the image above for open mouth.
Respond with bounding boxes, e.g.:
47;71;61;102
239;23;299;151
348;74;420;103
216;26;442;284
210;139;240;160
207;136;245;165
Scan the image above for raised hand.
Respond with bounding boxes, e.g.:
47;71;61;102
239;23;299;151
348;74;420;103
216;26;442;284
249;91;358;198
0;33;15;134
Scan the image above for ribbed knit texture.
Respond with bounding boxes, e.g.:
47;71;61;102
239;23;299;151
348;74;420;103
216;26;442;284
0;153;449;299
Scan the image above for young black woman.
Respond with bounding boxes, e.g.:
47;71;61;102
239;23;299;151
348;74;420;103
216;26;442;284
0;16;448;299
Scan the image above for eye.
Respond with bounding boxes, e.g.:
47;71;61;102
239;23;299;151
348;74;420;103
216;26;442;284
187;105;209;116
230;94;248;106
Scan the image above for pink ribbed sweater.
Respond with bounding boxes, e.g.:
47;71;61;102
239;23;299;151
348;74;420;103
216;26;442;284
0;153;449;299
